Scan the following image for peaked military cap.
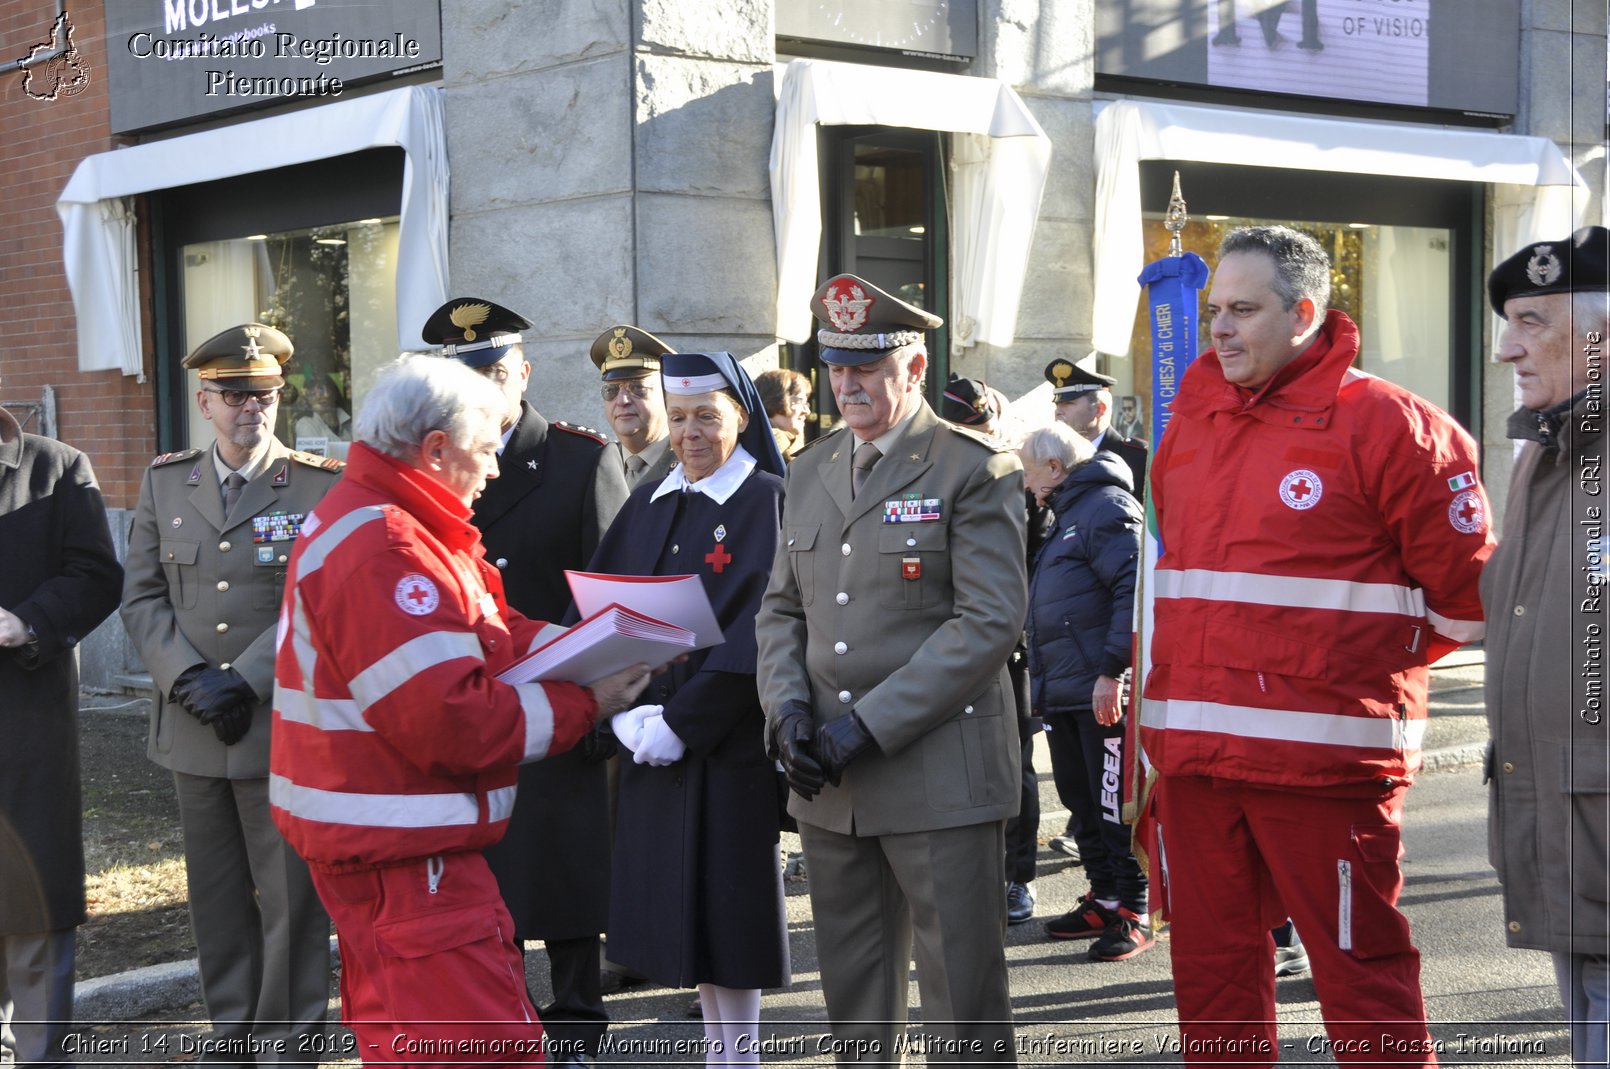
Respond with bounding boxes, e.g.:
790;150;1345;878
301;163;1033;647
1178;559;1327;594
940;375;993;427
590;325;675;380
810;273;942;366
421;298;531;368
1489;225;1610;318
182;323;291;386
1044;357;1114;401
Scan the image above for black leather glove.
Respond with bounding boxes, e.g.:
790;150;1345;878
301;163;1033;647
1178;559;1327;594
206;703;253;746
769;699;825;801
815;712;876;787
169;664;209;716
578;722;617;765
178;666;257;721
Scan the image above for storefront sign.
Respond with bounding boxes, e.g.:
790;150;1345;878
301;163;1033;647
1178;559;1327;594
103;0;442;133
777;0;977;61
1095;0;1519;117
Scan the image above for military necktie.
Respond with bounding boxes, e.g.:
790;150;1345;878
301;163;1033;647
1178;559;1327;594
851;443;881;499
625;452;646;481
223;472;247;517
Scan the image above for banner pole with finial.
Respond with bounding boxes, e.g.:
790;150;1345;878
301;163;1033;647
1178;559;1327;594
1165;170;1188;258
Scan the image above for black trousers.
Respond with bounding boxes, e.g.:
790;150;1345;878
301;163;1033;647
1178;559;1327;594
1042;710;1147;912
527;934;608;1057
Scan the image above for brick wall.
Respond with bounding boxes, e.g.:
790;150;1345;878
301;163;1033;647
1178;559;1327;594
0;2;155;510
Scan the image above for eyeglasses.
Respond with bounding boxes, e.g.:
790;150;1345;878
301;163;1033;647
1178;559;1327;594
205;387;280;408
601;381;654;401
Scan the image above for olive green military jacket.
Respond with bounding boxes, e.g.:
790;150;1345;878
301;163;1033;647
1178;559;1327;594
121;439;343;779
756;400;1027;835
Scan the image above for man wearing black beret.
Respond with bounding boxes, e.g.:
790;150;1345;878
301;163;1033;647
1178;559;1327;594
1482;225;1610;1069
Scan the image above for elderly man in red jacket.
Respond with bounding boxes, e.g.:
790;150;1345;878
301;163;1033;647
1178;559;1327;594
1144;225;1493;1066
271;354;651;1065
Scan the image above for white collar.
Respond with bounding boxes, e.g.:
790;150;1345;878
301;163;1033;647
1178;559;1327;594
651;444;756;505
1089;428;1108;451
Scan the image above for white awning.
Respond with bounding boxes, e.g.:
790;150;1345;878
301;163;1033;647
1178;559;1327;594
1092;98;1589;356
770;59;1051;350
57;86;449;378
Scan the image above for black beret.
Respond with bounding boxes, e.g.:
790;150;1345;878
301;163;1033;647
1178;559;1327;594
940;375;993;427
1489;226;1609;318
421;298;531;368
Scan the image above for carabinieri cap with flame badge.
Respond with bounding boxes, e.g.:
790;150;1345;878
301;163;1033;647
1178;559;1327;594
1043;357;1114;402
809;273;942;367
182;322;292;386
421;297;532;369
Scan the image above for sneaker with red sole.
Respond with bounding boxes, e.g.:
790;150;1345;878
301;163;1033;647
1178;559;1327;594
1044;892;1118;940
1089;908;1156;961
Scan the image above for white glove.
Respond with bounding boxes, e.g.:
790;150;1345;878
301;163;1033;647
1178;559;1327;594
633;713;687;767
610;704;662;754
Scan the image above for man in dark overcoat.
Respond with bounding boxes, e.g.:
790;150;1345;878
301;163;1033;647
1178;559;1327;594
0;395;122;1067
422;298;627;1064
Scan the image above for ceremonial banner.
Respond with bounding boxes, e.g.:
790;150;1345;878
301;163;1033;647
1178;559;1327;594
1125;250;1208;921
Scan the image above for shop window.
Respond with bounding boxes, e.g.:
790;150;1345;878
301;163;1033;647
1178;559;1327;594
783;127;949;436
180;217;399;461
1126;161;1478;436
1130;217;1452;412
155;148;405;455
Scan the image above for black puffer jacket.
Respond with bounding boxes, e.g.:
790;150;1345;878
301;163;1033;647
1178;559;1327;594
1025;450;1143;716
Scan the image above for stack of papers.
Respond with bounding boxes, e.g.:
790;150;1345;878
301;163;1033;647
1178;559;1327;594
495;571;724;686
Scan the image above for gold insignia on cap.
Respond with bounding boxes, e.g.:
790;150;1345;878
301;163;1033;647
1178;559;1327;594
1049;360;1075;387
1526;245;1562;288
608;328;633;360
449;302;492;342
973;395;988;414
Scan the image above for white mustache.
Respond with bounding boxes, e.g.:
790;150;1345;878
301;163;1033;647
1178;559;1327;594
838;391;871;405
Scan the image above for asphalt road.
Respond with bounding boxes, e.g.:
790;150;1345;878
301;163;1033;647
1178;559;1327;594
77;658;1570;1065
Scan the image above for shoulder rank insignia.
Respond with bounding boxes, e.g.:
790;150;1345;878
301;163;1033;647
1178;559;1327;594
290;450;345;472
796;426;846;456
150;448;201;468
554;420;608;445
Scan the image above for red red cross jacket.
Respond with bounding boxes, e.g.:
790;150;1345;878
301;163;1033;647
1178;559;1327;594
270;443;597;871
1141;310;1494;790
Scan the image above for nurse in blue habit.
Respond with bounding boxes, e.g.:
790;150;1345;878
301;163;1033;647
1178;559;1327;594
589;351;789;1063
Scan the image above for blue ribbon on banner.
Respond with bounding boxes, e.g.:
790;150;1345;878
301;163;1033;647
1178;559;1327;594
1138;253;1210;447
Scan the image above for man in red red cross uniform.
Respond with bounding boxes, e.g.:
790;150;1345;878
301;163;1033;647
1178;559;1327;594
1143;226;1494;1066
270;354;652;1065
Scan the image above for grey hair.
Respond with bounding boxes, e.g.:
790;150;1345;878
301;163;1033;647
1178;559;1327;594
354;354;508;460
1020;421;1096;470
1219;225;1332;312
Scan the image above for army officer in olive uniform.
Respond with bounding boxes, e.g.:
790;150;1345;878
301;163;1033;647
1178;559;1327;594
422;298;625;1063
592;324;678;503
756;275;1027;1063
121;324;340;1060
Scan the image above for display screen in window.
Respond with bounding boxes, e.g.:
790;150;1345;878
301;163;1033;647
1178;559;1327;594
181;217;400;461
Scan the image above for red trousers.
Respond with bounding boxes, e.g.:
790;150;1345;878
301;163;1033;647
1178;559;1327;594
1154;775;1437;1068
312;852;545;1067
